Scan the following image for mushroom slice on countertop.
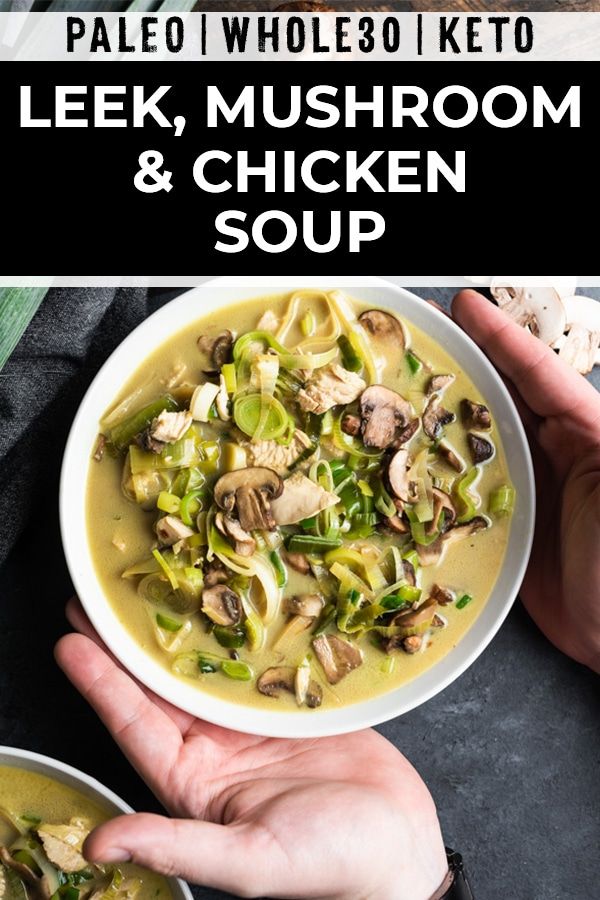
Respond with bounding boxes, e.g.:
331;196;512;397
149;410;192;445
257;666;296;698
426;488;456;536
461;399;492;430
556;296;600;374
359;385;413;450
387;448;410;502
312;634;363;685
437;440;465;473
422;395;455;441
426;374;455;397
358;309;407;350
297;364;366;415
270;471;339;526
467;433;495;465
284;593;325;618
215;512;256;558
213;467;283;532
156;515;194;547
417;516;488;566
201;584;243;626
490;282;566;346
558;323;600;375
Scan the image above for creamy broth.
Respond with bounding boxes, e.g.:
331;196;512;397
0;765;170;900
86;291;512;713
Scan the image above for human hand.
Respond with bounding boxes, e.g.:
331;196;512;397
453;290;600;673
55;599;447;900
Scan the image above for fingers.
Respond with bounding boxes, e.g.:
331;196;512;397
63;598;196;736
452;290;600;432
55;634;183;795
84;813;254;895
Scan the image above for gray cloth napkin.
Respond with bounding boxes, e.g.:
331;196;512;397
0;288;149;566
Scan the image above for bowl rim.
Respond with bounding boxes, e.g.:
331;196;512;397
60;276;535;738
0;745;192;900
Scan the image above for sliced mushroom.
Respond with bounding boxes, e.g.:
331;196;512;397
155;515;194;547
467;433;495;464
402;558;417;586
215;512;256;557
213;467;283;532
284;550;311;575
198;330;234;369
358;309;406;350
392;596;438;632
257;666;295;698
382;513;410;534
461;399;492;430
294;664;311;706
426;374;455;397
422;395;455;441
215;375;230;421
341;413;361;436
417;516;488;566
149;410;192;445
312;634;363;685
0;847;49;900
426;488;456;536
359;385;412;450
270;471;339;526
297;364;366;415
437;440;465;473
490;282;566;346
284;593;325;618
201;584;242;626
391;418;420;448
203;557;229;587
387;448;410;502
429;584;455;606
306;681;323;708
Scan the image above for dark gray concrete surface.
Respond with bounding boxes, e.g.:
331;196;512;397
0;286;598;900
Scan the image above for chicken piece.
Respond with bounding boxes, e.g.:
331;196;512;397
155;515;194;546
149;410;192;444
37;820;89;873
270;472;339;526
256;309;281;332
244;430;314;475
297;364;366;415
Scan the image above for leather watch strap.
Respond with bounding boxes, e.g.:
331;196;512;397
428;849;474;900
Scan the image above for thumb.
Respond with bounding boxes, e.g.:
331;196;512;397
83;813;258;895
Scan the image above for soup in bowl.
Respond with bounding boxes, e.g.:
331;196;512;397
61;278;535;737
0;746;191;900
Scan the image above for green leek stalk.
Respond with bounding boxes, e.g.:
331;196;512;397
0;288;48;373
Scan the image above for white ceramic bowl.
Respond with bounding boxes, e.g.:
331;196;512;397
0;745;192;900
61;276;535;738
